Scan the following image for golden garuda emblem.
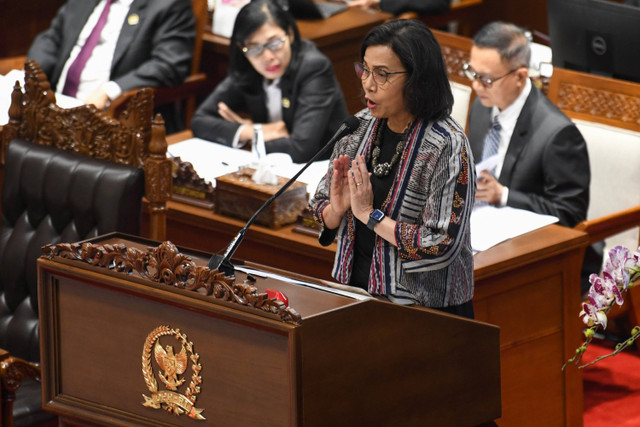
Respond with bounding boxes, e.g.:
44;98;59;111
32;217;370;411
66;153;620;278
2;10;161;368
141;326;205;420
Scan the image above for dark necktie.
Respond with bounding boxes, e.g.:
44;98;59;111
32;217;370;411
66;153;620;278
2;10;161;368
481;116;502;176
62;0;114;97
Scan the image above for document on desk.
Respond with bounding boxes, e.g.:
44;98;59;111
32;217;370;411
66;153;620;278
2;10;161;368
471;205;559;252
168;138;330;195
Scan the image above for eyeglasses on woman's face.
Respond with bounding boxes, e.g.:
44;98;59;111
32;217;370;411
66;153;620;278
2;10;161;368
242;36;287;58
354;62;407;86
462;62;520;88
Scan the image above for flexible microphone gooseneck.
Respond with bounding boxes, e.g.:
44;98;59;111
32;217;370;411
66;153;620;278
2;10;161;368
208;115;360;276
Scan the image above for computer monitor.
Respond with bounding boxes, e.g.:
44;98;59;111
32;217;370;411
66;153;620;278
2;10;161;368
547;0;640;83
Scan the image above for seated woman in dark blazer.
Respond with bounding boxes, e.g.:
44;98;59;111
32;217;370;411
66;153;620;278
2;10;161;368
190;0;348;163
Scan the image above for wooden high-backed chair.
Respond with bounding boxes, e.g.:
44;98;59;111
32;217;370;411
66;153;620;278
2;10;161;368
107;0;208;130
0;59;172;426
431;28;474;130
1;60;171;241
547;66;640;335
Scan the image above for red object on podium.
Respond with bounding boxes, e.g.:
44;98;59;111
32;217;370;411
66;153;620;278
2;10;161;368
265;288;288;307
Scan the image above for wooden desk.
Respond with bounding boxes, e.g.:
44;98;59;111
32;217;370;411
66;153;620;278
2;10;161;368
38;233;501;426
143;200;337;282
201;8;392;115
145;198;588;426
474;224;586;426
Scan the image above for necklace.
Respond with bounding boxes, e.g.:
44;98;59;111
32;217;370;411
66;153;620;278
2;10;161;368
371;119;412;177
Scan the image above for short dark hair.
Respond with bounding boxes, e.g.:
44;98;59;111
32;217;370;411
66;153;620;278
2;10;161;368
472;21;531;69
360;19;453;122
229;0;301;88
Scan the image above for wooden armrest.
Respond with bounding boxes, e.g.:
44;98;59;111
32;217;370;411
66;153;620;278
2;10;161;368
153;73;207;106
167;129;194;143
108;73;208;118
574;206;640;246
0;55;26;75
1;348;41;427
0;349;41;392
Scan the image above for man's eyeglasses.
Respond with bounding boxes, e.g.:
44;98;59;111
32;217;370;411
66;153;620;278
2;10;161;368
462;62;520;88
242;37;287;58
354;62;407;86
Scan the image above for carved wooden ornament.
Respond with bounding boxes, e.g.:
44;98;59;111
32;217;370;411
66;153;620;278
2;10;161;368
141;325;205;420
41;241;302;325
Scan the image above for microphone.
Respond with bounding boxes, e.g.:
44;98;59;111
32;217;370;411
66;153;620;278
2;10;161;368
208;115;360;276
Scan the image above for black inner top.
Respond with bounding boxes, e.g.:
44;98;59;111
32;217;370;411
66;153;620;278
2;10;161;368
349;123;403;290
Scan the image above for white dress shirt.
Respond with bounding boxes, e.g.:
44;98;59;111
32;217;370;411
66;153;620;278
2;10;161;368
57;0;134;102
490;78;532;205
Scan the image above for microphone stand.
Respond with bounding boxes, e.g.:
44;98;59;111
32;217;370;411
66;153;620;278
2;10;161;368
208;117;359;276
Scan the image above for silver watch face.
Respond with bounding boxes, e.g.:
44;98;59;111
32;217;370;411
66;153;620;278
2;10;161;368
371;209;385;221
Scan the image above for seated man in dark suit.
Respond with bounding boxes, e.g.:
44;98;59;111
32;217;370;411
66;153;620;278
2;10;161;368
347;0;451;15
465;21;597;292
27;0;195;113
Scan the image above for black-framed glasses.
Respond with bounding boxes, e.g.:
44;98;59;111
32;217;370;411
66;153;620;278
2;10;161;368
354;62;407;86
462;62;520;88
242;37;287;58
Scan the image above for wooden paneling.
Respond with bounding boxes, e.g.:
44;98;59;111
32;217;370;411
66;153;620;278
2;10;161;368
0;0;66;57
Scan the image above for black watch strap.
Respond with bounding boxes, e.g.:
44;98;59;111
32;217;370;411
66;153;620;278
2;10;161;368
367;209;385;231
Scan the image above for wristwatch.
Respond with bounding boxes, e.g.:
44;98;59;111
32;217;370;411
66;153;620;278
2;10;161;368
367;209;385;231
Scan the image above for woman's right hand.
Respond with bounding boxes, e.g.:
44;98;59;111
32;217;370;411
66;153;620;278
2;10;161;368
323;155;352;229
218;102;252;125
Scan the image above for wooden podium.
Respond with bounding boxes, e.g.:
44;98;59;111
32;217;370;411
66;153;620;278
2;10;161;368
37;233;500;426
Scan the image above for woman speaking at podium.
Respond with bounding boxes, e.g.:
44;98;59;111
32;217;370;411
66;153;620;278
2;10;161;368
190;0;347;163
311;20;476;318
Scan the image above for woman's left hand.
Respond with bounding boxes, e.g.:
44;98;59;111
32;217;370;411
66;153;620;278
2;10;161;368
348;154;374;223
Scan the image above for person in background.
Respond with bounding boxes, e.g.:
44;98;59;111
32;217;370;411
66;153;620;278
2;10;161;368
28;0;195;112
465;21;596;292
310;19;476;318
347;0;451;16
190;0;348;163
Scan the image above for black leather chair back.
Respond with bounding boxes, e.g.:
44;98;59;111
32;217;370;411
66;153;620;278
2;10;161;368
0;139;144;363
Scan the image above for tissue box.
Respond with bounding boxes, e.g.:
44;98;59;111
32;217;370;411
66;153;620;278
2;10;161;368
215;168;308;228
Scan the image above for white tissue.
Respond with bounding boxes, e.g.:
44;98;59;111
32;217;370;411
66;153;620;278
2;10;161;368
251;160;278;185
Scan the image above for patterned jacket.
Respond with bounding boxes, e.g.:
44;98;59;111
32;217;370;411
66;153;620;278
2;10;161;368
310;109;476;307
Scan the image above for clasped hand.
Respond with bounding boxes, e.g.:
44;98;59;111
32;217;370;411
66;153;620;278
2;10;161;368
476;170;504;205
217;102;289;141
324;154;373;229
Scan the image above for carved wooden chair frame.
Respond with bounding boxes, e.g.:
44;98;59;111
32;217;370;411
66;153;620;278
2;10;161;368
1;60;172;241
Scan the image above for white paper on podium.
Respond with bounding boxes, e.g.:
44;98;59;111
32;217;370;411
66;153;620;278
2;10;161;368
235;265;371;301
470;205;559;252
167;138;330;196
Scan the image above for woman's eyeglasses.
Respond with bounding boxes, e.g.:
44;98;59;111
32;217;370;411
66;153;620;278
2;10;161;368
354;62;407;86
242;37;287;58
462;62;520;88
